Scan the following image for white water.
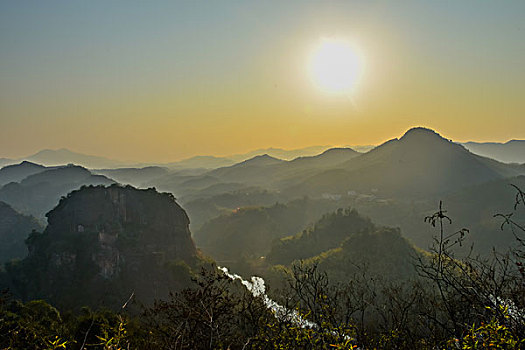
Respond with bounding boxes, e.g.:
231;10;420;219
218;266;316;328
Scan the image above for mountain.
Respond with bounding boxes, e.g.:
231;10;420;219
193;197;353;263
0;201;43;264
0;161;47;187
0;165;115;218
140;127;525;259
265;208;419;282
308;227;420;281
93;166;169;187
1;184;199;309
208;154;285;185
267;208;374;265
287;127;525;199
168;155;235;169
24;148;126;169
163;127;525;204
237;154;285;167
228;145;331;162
289;147;360;167
199;148;361;191
462;140;525;164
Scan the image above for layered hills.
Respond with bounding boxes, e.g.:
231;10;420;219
264;207;421;285
194;197;356;263
287;128;523;198
146;128;524;206
141;128;525;249
0;161;46;187
1;126;523;319
0;145;335;170
0;201;43;264
267;208;375;265
0;164;115;218
154;127;525;260
463;140;525;164
93;166;169;188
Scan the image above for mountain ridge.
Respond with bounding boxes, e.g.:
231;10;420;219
285;127;525;199
0;161;47;187
0;164;115;218
462;140;525;164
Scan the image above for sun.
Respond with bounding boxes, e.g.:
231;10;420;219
308;38;363;94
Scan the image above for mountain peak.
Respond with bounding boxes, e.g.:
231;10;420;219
400;127;444;141
4;160;44;169
320;147;359;156
255;153;276;159
0;161;47;187
240;154;284;166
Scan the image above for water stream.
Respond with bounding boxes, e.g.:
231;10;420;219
218;266;316;328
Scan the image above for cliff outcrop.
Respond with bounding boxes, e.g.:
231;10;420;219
2;184;199;309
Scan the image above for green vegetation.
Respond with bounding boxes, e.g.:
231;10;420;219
0;184;201;310
267;208;374;265
1;166;524;348
307;227;420;281
195;197;355;262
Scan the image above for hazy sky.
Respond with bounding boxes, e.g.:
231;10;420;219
1;1;524;162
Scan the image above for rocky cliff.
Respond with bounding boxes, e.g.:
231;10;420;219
2;184;199;309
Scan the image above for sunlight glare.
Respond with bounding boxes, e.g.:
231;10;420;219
308;38;363;94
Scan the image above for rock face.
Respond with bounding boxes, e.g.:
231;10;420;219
3;184;198;309
43;184;197;271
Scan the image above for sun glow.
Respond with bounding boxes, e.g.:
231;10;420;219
308;38;363;94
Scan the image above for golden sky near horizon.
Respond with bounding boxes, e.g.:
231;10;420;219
1;1;524;162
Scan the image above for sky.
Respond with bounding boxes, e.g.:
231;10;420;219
1;1;524;162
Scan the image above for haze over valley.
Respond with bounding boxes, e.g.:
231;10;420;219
2;126;525;348
1;1;525;348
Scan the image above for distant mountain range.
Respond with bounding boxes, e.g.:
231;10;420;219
3;129;524;208
0;164;114;218
0;161;47;187
142;128;525;245
0;149;127;169
2;127;525;249
1;126;524;279
286;128;524;199
1;137;523;171
0;146;333;170
179;128;523;200
462;140;525;164
93;166;170;188
227;145;331;162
